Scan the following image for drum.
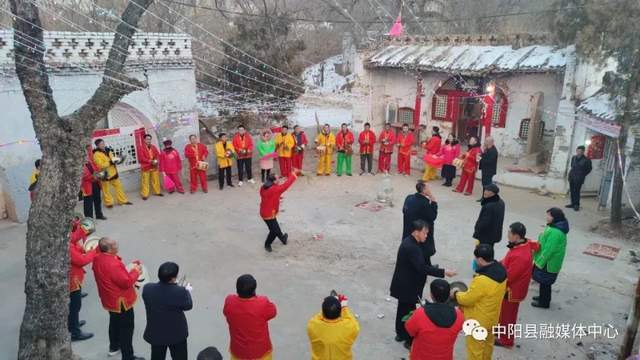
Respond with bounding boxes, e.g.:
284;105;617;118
452;158;464;169
126;263;149;290
317;145;326;154
196;161;209;170
82;236;100;252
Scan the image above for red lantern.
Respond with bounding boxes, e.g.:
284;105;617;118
586;134;605;159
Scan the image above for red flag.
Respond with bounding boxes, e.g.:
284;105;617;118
388;15;403;37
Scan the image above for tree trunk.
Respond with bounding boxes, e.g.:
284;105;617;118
610;73;638;226
11;0;153;358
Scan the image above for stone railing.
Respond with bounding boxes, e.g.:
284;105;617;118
0;30;194;71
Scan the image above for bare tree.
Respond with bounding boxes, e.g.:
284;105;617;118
9;0;153;358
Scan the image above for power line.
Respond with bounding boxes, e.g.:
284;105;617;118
160;0;613;25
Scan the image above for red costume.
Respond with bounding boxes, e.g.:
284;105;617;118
292;132;308;172
496;240;539;347
223;294;277;359
378;129;396;173
159;147;185;193
184;143;209;192
138;144;160;171
396;132;414;175
335;130;355;151
92;251;139;312
70;241;96;292
358;129;376;154
405;306;464;360
232;133;254;159
424;136;442;156
259;174;297;220
70;225;88;245
455;145;481;194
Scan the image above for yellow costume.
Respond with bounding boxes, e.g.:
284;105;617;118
455;263;507;360
29;169;39;187
93;150;129;206
307;306;360;360
315;132;335;175
274;133;295;158
215;141;235;168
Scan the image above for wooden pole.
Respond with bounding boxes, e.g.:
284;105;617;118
620;275;640;359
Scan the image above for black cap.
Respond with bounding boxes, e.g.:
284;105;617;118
484;183;499;194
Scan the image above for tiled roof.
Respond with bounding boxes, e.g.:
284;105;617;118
578;92;617;122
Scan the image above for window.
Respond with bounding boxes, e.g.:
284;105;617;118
518;118;545;140
398;107;414;125
92;126;143;172
485;93;508;128
432;94;448;120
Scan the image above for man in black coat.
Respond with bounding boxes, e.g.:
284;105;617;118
473;183;505;248
402;181;438;260
566;145;592;211
142;262;193;360
390;220;457;349
478;136;499;201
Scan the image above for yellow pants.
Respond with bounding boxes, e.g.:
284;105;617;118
422;165;438;181
101;178;129;206
316;153;332;175
466;329;495;360
230;352;272;360
140;170;161;198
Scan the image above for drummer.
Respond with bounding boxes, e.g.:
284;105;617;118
92;237;144;359
68;218;97;341
184;135;210;193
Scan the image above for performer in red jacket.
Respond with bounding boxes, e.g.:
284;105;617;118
81;145;106;219
259;171;297;252
159;139;185;194
93;237;143;359
232;125;255;185
378;123;396;174
138;134;163;200
69;236;96;341
495;222;539;348
358;122;376;175
184;135;209;193
396;123;415;176
406;279;464;359
292;125;308;175
223;274;277;360
454;137;482;195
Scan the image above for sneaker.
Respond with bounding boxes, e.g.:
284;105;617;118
123;202;133;205
96;216;107;220
238;181;243;186
565;204;574;208
531;301;549;309
265;244;273;253
359;172;364;176
281;233;288;245
71;331;93;341
154;193;164;197
108;349;121;357
394;335;404;342
248;179;256;184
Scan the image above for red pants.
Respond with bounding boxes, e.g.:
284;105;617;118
397;153;410;175
189;168;208;192
496;299;520;347
166;173;185;193
456;169;476;194
378;152;392;173
278;157;292;176
292;152;304;173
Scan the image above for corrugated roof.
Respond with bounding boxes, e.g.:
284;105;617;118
367;44;573;74
577;92;617;122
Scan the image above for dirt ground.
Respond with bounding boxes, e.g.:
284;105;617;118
0;162;636;359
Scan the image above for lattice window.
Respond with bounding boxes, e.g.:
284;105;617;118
518;118;545;140
432;94;449;121
398;107;414;124
92;126;141;172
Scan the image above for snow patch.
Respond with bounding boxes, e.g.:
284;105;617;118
303;54;354;94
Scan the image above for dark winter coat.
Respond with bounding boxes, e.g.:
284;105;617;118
473;194;505;245
402;193;438;258
390;235;445;303
568;155;592;183
479;146;498;177
142;282;193;346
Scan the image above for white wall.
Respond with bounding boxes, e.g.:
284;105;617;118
0;67;197;222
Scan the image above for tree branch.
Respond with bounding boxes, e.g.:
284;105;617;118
72;0;154;128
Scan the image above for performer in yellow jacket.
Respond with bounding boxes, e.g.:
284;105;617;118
315;124;336;176
92;139;132;208
274;125;296;176
453;244;507;360
215;133;236;190
307;294;360;360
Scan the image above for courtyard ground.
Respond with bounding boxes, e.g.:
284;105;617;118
0;166;636;359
